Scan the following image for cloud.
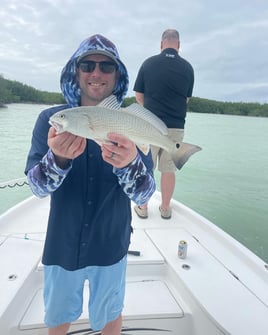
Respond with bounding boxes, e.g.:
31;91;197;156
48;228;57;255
0;0;267;102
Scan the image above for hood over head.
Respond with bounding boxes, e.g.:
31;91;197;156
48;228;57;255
60;34;129;106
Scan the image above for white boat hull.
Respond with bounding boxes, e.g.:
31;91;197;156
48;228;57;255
1;192;268;334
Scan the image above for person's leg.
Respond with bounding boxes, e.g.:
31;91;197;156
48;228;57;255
158;129;184;219
134;145;159;218
44;265;85;334
160;171;175;210
158;151;176;219
101;314;122;335
88;256;127;333
48;323;70;335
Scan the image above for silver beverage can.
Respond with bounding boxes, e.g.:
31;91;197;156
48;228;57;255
178;240;187;259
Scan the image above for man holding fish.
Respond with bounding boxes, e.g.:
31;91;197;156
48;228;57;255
25;34;156;335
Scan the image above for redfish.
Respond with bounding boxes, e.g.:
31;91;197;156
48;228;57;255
49;96;201;169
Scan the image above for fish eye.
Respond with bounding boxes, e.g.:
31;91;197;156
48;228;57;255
60;114;65;119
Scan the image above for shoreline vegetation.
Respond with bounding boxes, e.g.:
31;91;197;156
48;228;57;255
1;75;268;117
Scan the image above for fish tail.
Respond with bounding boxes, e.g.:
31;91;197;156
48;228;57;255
171;142;202;170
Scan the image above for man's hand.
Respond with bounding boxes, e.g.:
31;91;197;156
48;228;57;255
48;127;87;168
101;132;138;168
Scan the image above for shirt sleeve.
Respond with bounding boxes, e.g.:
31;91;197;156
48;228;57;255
27;149;72;198
113;153;156;206
133;63;145;93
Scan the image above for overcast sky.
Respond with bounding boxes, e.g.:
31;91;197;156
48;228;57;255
1;0;268;103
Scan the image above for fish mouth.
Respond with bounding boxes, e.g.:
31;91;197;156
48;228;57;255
49;120;63;133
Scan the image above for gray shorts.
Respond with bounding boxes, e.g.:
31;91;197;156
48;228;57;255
151;128;184;172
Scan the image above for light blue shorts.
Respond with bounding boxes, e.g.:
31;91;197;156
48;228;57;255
43;256;127;331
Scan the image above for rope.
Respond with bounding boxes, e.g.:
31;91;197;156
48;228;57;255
0;177;29;189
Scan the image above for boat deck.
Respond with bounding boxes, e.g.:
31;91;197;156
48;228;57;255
0;194;268;334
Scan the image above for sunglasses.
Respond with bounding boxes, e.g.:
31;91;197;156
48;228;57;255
78;60;118;74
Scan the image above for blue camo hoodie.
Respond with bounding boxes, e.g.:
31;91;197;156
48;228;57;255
60;34;129;106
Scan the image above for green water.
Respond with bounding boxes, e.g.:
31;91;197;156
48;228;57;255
0;103;268;263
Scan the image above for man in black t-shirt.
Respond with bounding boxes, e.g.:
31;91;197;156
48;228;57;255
133;29;194;219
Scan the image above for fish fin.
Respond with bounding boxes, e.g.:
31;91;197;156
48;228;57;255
124;104;168;135
137;144;150;155
97;95;120;110
171;142;202;170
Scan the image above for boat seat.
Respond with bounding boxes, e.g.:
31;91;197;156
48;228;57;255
0;234;44;318
20;280;183;329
